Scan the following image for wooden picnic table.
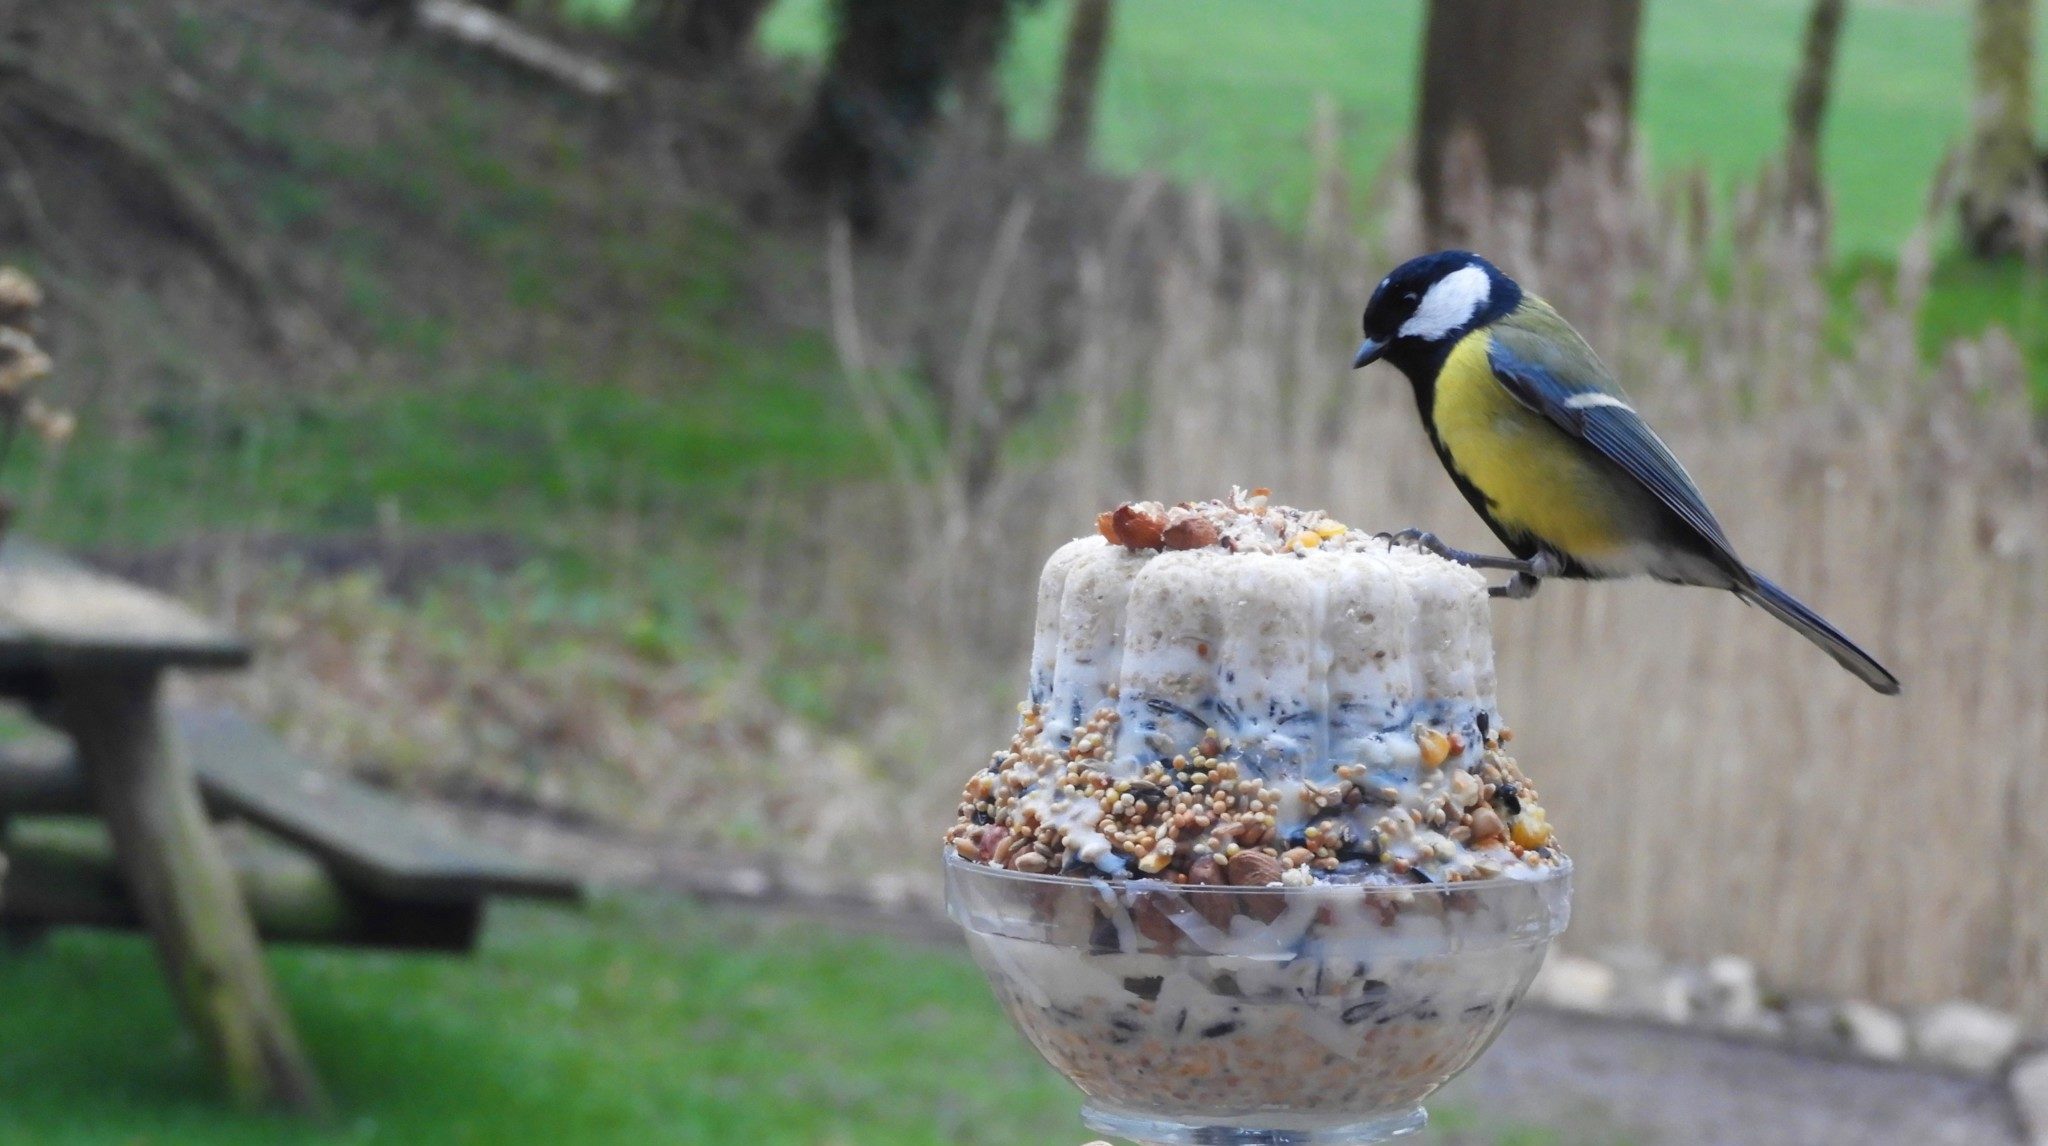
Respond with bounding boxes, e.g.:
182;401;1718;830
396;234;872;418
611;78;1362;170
0;539;325;1113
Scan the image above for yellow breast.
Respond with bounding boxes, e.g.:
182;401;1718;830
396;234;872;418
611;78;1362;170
1430;330;1640;558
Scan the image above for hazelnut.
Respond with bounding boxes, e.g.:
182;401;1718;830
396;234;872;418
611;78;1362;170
1225;850;1283;887
1162;515;1221;550
1185;858;1237;928
1112;503;1167;550
1131;895;1181;950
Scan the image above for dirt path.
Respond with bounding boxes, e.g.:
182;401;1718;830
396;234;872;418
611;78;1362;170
448;803;2021;1146
1428;1009;2016;1145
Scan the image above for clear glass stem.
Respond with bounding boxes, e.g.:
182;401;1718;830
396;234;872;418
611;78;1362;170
1083;1101;1428;1145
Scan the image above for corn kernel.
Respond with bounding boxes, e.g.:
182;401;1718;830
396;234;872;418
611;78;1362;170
1416;726;1452;768
1510;808;1552;849
1315;521;1348;538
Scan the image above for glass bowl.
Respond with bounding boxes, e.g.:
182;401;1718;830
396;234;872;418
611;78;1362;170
945;851;1571;1145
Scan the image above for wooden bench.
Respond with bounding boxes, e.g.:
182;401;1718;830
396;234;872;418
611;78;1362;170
0;704;581;953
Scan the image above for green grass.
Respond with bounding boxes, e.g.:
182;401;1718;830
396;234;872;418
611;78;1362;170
1908;255;2048;370
0;898;1079;1144
13;348;863;548
758;0;2048;256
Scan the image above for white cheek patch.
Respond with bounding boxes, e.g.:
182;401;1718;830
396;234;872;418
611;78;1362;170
1398;265;1492;341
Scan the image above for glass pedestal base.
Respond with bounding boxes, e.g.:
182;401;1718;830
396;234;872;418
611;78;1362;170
946;852;1570;1146
1082;1102;1428;1145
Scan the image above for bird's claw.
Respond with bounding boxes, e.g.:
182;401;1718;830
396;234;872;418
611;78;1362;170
1488;572;1544;600
1377;528;1446;553
1382;529;1537;574
1381;528;1552;598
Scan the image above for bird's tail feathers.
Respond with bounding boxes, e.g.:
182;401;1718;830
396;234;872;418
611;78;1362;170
1736;573;1900;695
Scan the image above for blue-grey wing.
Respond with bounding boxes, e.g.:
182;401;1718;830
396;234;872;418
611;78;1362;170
1484;323;1743;567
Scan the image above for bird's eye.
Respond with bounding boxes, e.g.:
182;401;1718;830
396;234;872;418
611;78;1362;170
1402;292;1419;304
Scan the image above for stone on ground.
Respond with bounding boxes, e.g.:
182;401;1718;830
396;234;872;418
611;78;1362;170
2008;1051;2048;1146
1693;954;1763;1029
1529;952;1616;1013
1604;943;1690;1024
1837;1000;1910;1063
1913;1001;2021;1074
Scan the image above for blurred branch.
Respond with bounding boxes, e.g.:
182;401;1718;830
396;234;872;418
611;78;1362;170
825;215;943;512
414;0;622;99
948;194;1034;503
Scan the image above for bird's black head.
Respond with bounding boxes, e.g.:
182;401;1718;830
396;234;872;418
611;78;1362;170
1353;251;1522;378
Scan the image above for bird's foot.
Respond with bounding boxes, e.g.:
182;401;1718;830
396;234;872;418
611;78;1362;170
1378;530;1557;600
1489;572;1544;600
1378;529;1533;573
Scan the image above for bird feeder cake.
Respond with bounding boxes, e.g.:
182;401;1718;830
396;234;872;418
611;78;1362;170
948;489;1561;883
944;490;1570;1136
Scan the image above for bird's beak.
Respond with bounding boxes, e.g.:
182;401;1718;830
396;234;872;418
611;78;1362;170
1352;337;1387;369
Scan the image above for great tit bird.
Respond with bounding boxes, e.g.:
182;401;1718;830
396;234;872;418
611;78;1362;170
1353;250;1900;695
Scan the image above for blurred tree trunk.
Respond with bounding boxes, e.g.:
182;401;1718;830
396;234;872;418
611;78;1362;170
1415;0;1643;243
640;0;773;67
1050;0;1114;163
782;0;1026;232
951;0;1014;135
1783;0;1847;226
1962;0;2039;257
